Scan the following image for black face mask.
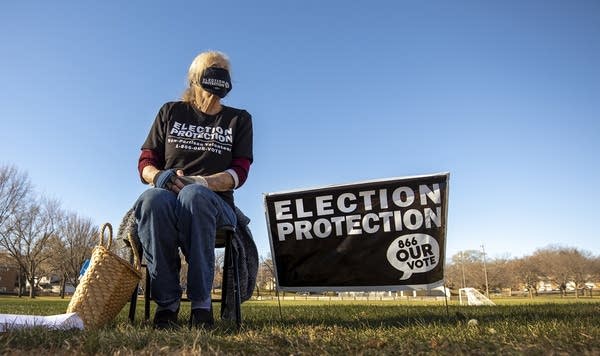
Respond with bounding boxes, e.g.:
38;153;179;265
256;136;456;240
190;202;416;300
199;67;232;98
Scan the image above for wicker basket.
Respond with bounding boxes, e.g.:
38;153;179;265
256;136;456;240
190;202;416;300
66;223;142;329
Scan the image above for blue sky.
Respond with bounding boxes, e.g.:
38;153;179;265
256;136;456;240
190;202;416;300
1;1;598;261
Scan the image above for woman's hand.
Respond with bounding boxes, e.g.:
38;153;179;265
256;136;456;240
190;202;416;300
152;169;186;194
176;170;235;192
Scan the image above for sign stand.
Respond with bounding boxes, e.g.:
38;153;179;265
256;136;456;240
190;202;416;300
443;283;450;317
275;287;283;320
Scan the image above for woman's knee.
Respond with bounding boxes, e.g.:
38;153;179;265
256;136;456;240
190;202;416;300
177;184;214;206
136;188;177;213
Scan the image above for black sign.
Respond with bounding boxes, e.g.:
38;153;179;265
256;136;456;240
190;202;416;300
264;173;449;291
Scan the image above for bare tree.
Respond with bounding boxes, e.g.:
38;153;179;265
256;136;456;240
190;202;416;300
591;255;600;297
0;165;33;295
0;197;62;298
212;250;225;293
445;246;600;298
42;234;67;295
0;165;32;232
256;254;275;294
44;212;97;297
510;256;541;298
180;251;188;296
61;213;97;290
445;250;486;292
567;248;594;298
486;255;518;292
533;246;596;298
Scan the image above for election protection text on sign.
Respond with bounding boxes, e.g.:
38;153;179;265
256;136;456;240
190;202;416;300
264;173;449;291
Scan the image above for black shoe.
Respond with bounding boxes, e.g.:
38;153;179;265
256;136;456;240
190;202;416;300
190;308;214;329
153;308;179;330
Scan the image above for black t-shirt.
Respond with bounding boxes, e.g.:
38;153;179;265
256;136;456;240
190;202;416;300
141;101;253;207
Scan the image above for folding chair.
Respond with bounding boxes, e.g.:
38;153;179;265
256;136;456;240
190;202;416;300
126;226;242;328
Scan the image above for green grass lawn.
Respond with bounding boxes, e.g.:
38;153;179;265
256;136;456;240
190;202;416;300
1;295;599;355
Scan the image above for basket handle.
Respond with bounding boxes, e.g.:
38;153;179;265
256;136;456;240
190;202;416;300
99;223;113;250
127;233;142;272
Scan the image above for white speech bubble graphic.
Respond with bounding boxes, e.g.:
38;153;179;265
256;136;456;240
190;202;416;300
386;233;440;280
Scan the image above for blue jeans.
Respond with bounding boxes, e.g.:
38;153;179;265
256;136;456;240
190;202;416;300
134;184;236;310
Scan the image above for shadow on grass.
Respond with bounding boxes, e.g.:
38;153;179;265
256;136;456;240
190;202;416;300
240;303;600;330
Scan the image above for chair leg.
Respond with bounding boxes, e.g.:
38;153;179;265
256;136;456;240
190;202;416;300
144;267;151;320
129;284;138;323
128;250;137;323
222;230;242;328
231;240;242;328
220;235;231;320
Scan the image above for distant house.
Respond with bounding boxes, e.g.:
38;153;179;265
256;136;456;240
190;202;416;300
536;280;560;292
38;275;76;295
0;252;19;294
0;265;18;293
